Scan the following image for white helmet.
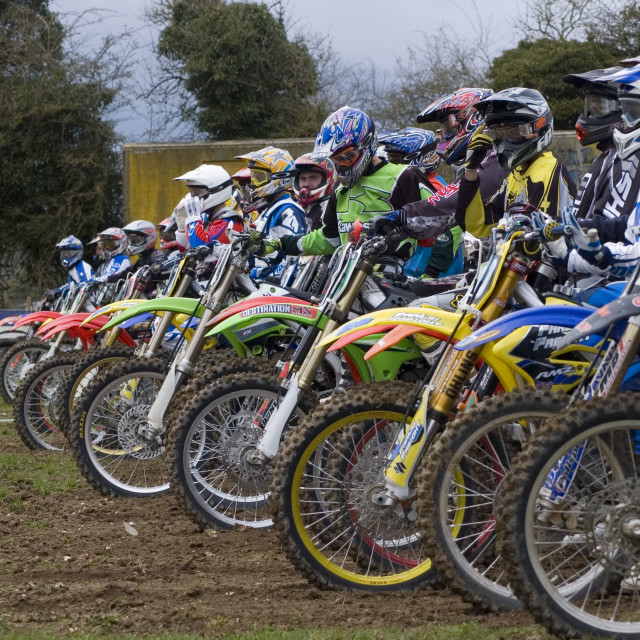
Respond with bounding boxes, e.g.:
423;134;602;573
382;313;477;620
174;164;233;211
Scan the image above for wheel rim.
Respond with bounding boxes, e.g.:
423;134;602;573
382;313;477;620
289;410;433;587
181;387;305;528
4;346;49;399
83;371;169;494
437;409;553;603
523;420;640;633
23;365;70;450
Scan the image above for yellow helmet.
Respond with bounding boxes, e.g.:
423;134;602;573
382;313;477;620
235;146;295;212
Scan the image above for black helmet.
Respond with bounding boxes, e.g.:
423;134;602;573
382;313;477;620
475;88;553;171
563;67;623;147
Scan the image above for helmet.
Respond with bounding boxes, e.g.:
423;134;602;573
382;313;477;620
293;153;337;207
563;67;623;147
122;220;158;256
55;235;83;268
174;164;233;212
231;166;252;212
474;88;554;171
158;217;179;250
312;106;377;188
417;88;493;165
235;147;295;212
97;227;127;259
602;64;640;159
378;127;440;173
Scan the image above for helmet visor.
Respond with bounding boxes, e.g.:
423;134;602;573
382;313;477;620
98;239;118;251
59;249;78;260
585;95;619;118
486;122;538;144
620;97;640;131
250;168;271;187
330;146;360;167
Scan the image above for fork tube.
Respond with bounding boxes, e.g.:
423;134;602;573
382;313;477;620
297;265;370;390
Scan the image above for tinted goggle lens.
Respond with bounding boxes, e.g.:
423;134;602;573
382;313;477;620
60;249;77;259
98;240;117;251
486;122;536;143
127;233;146;246
330;147;360;167
585;95;618;117
250;169;271;187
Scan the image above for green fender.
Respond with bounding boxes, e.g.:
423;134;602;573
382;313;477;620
100;297;206;332
205;304;327;338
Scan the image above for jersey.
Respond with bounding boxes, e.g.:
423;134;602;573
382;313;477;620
94;254;132;282
457;151;577;238
565;149;640;277
53;260;94;295
293;161;430;257
250;193;306;280
185;206;245;262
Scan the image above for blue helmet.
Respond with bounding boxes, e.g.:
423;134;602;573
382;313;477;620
313;106;377;188
55;235;83;268
378;127;440;173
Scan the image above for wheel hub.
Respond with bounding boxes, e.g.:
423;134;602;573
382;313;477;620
118;405;164;459
585;478;640;577
221;426;270;492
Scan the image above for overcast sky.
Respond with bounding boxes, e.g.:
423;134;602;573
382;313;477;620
49;0;528;140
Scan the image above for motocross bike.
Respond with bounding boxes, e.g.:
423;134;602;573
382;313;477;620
0;280;105;404
493;277;640;638
412;234;640;615
267;213;618;592
8;263;167;451
66;231;324;498
165;226;437;533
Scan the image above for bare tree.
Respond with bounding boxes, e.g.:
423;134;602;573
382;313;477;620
514;0;596;42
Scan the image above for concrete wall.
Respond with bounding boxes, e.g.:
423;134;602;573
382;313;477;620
122;132;597;225
122;138;316;225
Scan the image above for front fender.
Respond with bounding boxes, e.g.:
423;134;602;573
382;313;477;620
319;306;468;350
205;301;324;338
455;305;594;352
99;297;206;332
0;315;23;327
13;310;63;328
558;293;640;349
83;300;147;324
36;313;93;337
206;295;312;329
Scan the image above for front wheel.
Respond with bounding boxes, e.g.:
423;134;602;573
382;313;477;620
270;380;436;591
497;392;640;639
12;351;86;450
168;371;316;530
417;388;566;612
0;338;52;403
69;357;170;498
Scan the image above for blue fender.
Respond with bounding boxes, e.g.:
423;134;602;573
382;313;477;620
455;305;594;352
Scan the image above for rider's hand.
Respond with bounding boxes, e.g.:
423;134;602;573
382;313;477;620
370;211;403;236
464;126;493;171
248;230;281;257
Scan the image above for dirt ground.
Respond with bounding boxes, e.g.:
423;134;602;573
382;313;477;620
0;413;541;639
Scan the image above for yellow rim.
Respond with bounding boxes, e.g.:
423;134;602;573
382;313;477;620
291;409;433;586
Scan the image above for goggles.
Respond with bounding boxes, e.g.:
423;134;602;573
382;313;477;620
59;249;78;259
330;146;361;167
584;95;619;118
127;233;147;246
486;121;539;144
250;168;271;187
98;239;118;251
620;97;640;131
436;113;459;141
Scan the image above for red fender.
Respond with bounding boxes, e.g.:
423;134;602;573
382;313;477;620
207;295;311;328
0;315;22;327
36;313;94;337
12;311;63;328
327;324;396;353
364;325;449;361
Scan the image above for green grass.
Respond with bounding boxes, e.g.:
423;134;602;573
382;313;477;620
0;398;79;510
0;624;554;640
